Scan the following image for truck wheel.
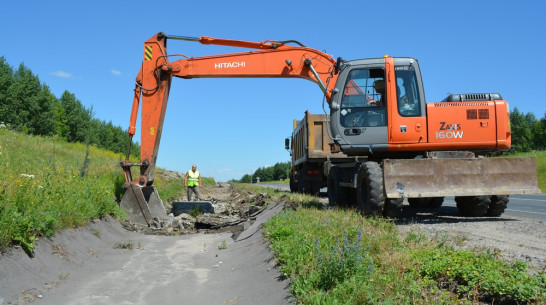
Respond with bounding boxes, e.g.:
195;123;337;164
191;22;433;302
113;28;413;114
356;162;385;216
289;175;297;193
486;195;509;217
327;167;344;206
297;173;305;193
455;196;491;217
310;181;321;196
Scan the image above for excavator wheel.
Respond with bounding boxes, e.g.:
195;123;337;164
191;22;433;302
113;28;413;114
356;161;385;216
455;196;491;217
486;195;509;217
408;198;430;209
383;198;403;218
428;197;444;209
408;197;444;209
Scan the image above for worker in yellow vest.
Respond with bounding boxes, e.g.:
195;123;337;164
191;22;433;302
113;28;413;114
184;164;202;201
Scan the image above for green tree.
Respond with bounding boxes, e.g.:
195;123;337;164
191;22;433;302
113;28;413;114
30;84;57;136
510;108;532;152
3;63;42;133
536;113;546;150
273;162;290;180
0;57;14;124
239;174;252;183
60;91;92;143
53;99;69;140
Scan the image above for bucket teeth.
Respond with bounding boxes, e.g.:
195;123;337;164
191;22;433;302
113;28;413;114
120;185;167;227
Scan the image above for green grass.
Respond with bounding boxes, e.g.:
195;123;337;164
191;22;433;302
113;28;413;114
0;129;126;254
261;191;546;304
0;128;217;255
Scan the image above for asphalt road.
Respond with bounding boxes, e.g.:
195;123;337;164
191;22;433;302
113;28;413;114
257;183;546;220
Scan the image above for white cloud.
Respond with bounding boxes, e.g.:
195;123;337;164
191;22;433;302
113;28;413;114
50;71;74;78
111;69;122;76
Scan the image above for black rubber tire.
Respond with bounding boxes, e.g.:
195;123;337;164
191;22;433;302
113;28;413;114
383;198;403;218
297;170;305;193
345;188;357;207
487;195;509;217
428;197;444;209
309;180;321;196
328;166;344;206
408;198;430;209
408;197;444;209
289;174;297;193
356;162;385;216
455;196;491;217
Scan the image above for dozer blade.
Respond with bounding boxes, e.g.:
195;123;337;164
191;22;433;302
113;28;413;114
120;184;167;227
384;157;541;198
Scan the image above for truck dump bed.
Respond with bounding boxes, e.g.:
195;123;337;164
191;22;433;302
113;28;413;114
291;111;352;166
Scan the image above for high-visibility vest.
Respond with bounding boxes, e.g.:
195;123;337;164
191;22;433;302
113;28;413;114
187;170;200;187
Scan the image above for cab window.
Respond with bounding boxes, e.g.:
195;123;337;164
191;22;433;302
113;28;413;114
340;68;386;127
395;65;421;117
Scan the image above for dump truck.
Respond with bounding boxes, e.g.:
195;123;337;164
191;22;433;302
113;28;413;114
120;33;540;225
285;111;356;195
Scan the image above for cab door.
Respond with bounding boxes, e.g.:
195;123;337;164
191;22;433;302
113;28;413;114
329;59;389;155
385;57;427;145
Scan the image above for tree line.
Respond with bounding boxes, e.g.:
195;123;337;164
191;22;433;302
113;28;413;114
0;56;139;157
238;162;290;183
509;108;546;152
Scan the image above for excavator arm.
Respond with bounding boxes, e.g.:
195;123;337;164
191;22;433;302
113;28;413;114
120;32;338;226
122;32;338;187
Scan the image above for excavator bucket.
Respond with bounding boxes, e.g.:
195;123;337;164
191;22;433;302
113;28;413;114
383;157;541;198
120;184;167;227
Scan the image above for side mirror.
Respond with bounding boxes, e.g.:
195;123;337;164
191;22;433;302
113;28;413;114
284;138;290;150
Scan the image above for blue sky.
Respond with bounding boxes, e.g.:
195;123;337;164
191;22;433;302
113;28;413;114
1;1;545;182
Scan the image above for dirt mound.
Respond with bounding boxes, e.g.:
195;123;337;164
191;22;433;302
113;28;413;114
120;183;275;237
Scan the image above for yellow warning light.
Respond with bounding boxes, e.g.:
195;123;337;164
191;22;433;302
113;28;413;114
383;54;389;58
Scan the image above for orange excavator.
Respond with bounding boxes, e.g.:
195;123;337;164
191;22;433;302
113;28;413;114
120;32;539;225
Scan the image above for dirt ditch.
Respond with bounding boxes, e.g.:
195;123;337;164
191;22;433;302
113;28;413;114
0;183;293;305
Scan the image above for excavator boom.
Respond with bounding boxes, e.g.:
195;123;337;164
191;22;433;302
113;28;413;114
120;32;338;225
